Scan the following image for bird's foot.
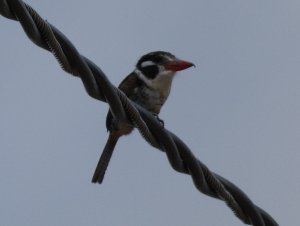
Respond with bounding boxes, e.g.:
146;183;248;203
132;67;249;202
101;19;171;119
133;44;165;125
153;113;164;128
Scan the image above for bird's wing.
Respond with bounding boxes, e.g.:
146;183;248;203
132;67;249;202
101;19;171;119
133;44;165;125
106;72;139;131
117;72;139;96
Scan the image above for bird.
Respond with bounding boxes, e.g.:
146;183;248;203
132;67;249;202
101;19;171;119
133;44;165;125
92;51;194;184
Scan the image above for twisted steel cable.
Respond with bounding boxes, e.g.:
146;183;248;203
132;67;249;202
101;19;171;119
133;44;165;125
0;1;279;225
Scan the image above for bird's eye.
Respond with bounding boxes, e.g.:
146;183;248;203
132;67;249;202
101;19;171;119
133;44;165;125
140;65;159;79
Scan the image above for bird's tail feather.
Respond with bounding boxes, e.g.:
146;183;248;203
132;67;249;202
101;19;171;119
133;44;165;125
92;133;119;184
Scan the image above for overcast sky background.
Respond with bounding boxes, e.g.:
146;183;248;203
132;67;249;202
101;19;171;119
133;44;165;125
1;1;299;225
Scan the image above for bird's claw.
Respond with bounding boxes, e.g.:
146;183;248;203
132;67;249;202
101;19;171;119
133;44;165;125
153;113;164;128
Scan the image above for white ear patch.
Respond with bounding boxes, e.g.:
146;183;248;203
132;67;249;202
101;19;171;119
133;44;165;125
141;61;155;68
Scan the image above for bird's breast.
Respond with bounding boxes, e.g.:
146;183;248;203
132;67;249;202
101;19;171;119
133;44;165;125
131;85;170;114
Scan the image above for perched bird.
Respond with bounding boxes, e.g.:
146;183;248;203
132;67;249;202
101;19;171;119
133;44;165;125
92;51;194;183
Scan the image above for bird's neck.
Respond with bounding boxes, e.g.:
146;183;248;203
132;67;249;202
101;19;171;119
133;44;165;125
135;69;175;94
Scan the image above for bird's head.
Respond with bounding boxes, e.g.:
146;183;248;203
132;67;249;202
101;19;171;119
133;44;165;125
135;51;194;89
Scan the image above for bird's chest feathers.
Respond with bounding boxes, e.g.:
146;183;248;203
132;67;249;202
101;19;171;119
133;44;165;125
133;76;172;113
148;76;172;98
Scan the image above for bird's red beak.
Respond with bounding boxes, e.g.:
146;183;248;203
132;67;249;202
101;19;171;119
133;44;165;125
164;59;195;72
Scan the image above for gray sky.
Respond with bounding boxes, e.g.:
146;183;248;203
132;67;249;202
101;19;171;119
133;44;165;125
1;1;299;225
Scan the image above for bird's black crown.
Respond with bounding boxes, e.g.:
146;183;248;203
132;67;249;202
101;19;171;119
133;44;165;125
136;51;176;79
136;51;175;68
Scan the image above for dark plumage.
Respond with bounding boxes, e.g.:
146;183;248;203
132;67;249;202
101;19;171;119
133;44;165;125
92;51;194;183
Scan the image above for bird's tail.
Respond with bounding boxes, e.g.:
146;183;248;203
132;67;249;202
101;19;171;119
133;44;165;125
92;133;119;184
